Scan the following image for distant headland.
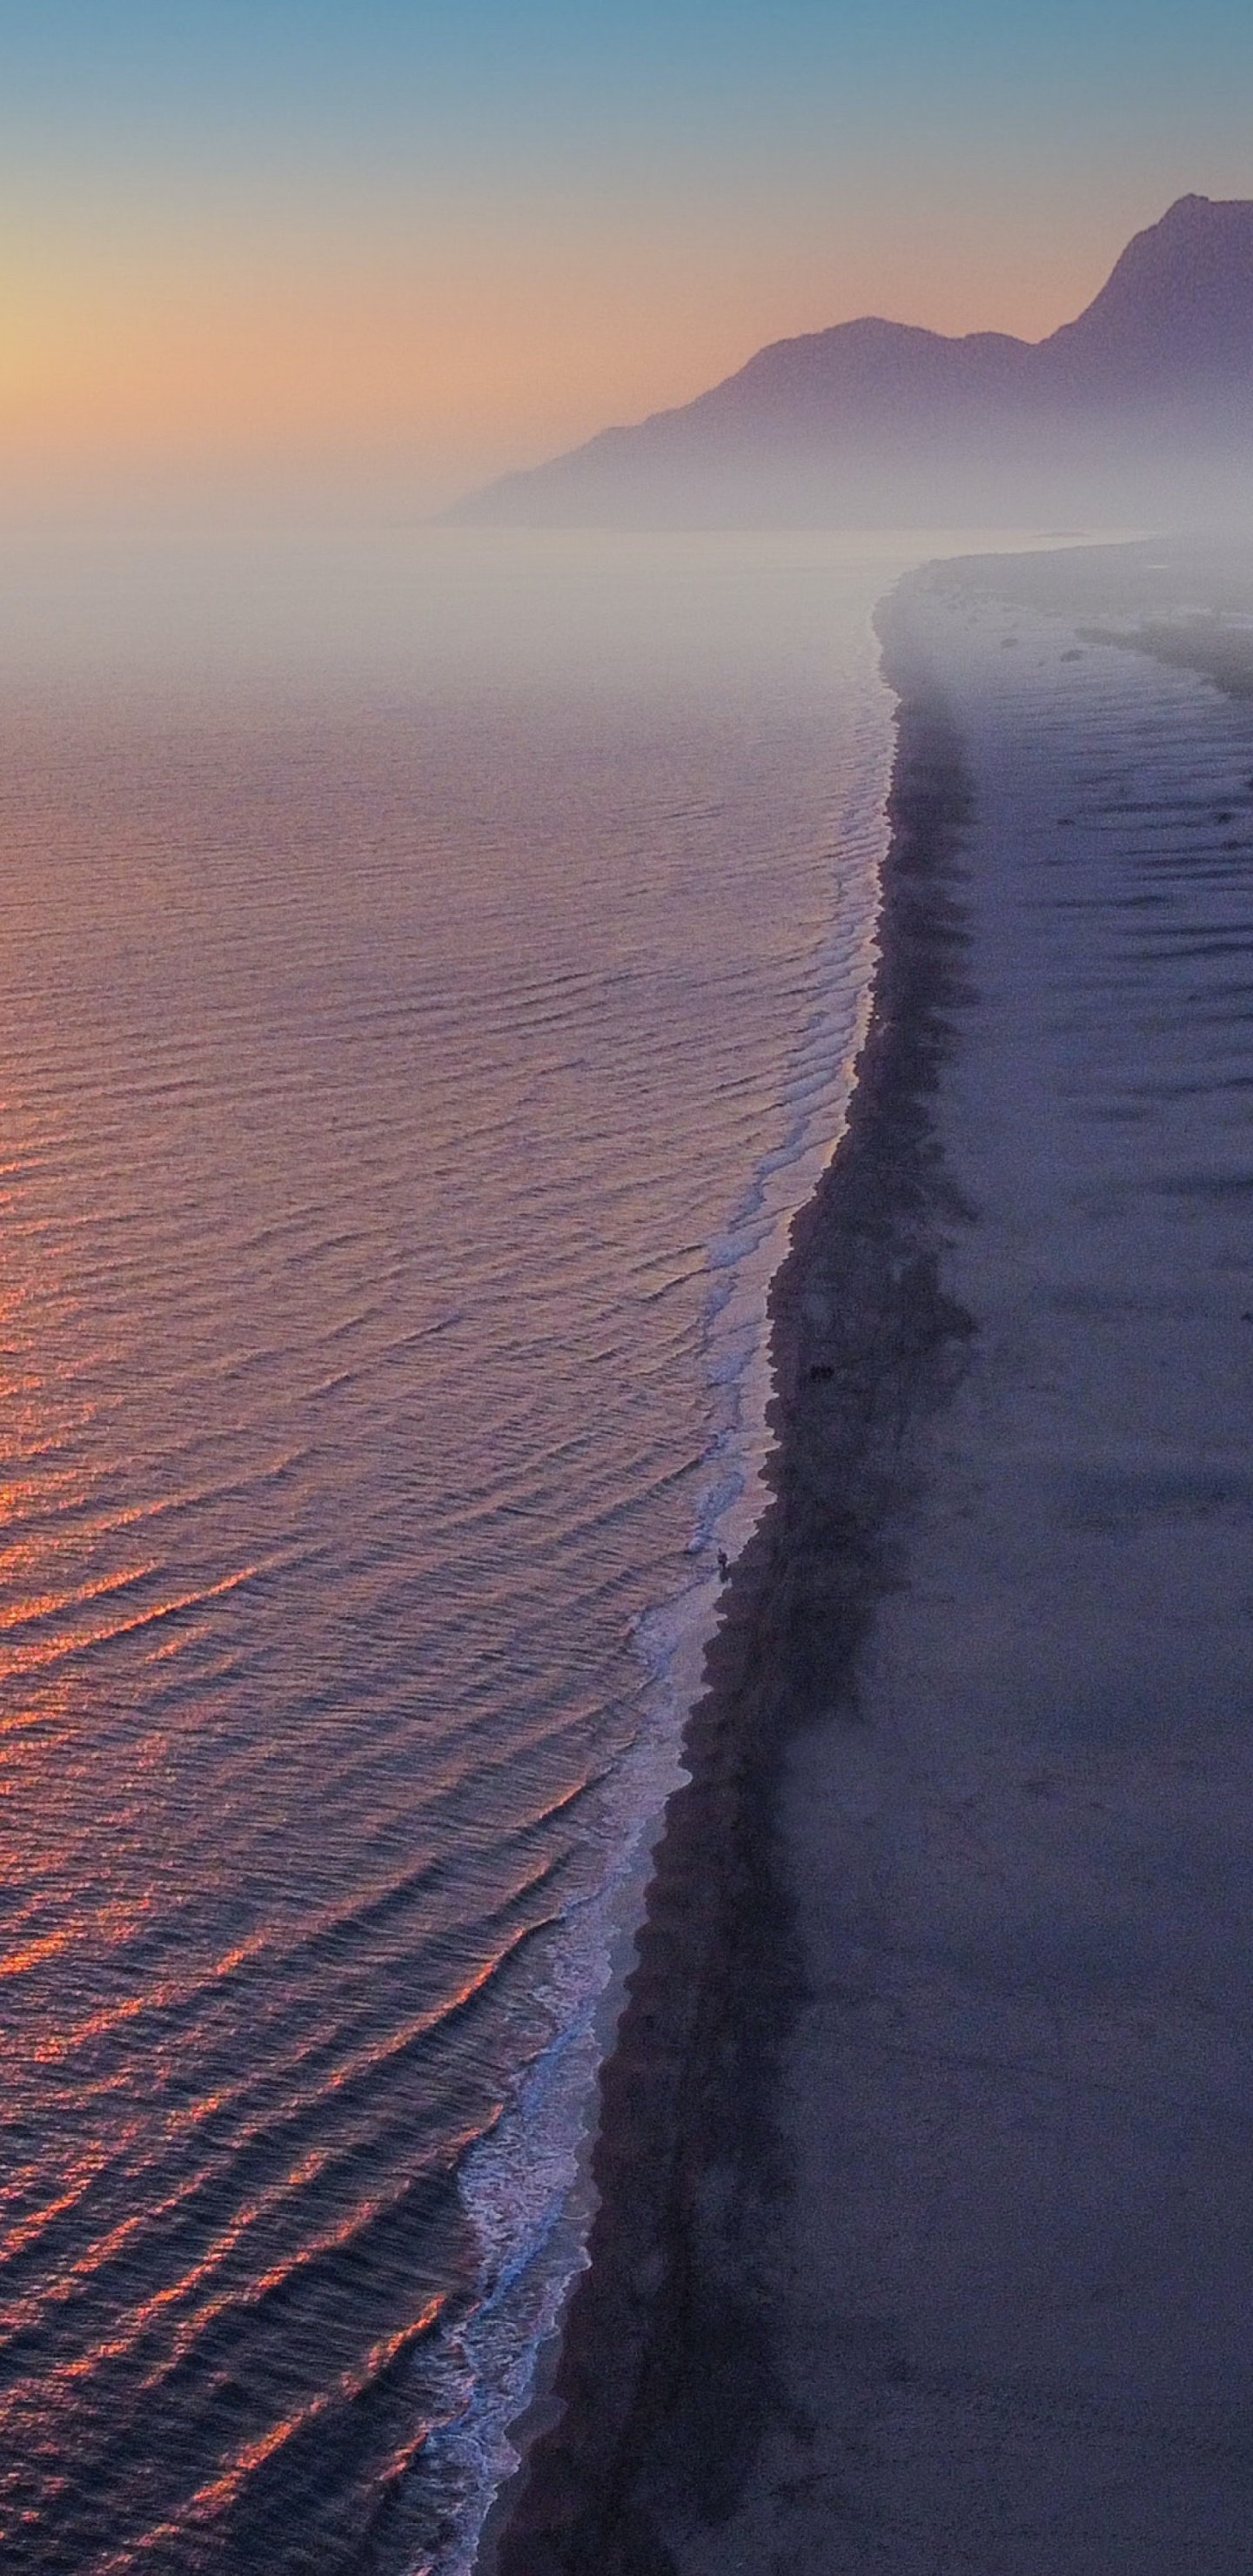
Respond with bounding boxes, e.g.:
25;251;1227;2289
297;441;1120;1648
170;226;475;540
449;195;1253;529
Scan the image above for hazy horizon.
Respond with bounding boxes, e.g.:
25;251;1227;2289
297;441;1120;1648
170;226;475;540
3;2;1253;527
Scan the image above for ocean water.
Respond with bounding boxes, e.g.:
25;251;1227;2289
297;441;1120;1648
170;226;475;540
0;526;908;2574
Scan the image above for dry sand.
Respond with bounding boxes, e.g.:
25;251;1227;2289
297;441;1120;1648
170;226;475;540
492;546;1253;2574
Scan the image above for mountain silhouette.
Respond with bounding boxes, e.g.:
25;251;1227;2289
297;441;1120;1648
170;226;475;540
451;197;1253;527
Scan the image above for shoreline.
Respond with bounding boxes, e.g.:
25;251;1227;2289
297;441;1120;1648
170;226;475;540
488;579;976;2573
490;530;1253;2571
468;614;893;2576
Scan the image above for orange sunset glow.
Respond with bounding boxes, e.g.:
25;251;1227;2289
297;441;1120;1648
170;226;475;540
3;162;1250;515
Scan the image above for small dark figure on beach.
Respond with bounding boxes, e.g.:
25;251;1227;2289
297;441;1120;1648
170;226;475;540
717;1549;729;1581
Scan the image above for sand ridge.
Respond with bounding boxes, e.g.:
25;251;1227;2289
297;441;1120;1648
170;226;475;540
731;576;1253;2573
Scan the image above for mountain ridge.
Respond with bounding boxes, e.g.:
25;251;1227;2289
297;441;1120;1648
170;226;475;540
450;196;1253;528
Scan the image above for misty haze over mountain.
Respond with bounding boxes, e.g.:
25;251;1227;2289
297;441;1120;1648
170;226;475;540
451;196;1253;528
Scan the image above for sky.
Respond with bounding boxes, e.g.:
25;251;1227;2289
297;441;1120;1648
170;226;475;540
2;0;1252;520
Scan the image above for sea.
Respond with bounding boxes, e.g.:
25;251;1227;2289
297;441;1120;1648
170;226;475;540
0;522;941;2573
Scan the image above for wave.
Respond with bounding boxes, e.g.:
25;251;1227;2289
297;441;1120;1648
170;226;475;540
404;621;895;2575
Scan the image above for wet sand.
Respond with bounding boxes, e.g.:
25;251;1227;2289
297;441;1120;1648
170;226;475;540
491;543;1253;2574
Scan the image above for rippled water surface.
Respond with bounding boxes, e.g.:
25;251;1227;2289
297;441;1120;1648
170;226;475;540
0;527;905;2573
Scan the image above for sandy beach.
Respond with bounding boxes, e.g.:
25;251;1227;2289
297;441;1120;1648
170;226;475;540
492;541;1253;2574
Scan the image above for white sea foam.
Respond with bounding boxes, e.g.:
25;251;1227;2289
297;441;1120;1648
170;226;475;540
427;613;895;2576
